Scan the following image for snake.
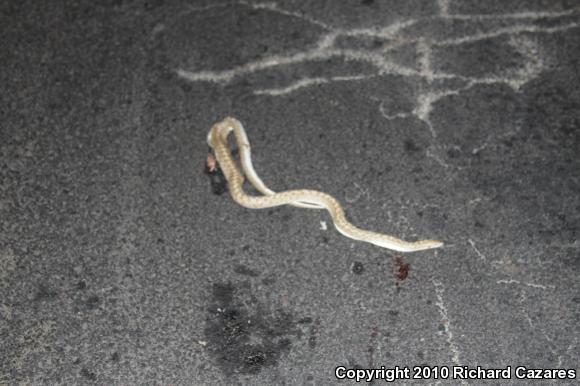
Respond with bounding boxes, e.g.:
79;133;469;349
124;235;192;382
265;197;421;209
207;117;443;252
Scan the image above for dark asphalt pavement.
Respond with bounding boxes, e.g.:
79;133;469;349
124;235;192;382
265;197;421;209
1;1;579;384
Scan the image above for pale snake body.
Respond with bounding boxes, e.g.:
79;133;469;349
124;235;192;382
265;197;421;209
207;117;443;252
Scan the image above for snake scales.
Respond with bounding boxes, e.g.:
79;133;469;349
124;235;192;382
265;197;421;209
207;117;443;252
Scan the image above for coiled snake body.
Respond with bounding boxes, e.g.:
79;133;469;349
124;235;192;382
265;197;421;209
207;117;443;252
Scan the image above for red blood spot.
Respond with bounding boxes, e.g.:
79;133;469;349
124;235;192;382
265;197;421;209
394;256;410;285
206;153;218;173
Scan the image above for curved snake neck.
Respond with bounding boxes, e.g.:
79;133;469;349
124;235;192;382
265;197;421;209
207;117;443;253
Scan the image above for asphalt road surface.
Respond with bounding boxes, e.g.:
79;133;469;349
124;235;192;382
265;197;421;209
1;0;579;384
